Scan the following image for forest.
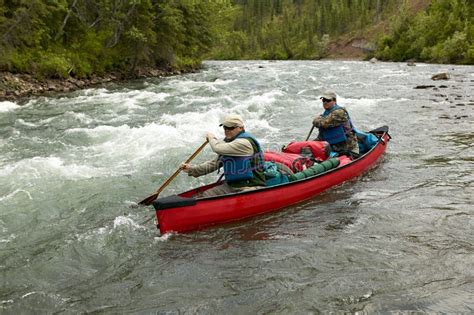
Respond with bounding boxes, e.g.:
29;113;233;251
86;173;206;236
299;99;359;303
0;0;472;80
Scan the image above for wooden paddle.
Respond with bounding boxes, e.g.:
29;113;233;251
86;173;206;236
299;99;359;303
305;125;315;141
138;139;209;206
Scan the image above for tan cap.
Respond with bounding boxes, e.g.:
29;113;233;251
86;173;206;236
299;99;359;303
219;114;244;128
320;90;337;100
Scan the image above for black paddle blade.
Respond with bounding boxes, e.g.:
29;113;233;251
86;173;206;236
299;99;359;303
138;193;158;206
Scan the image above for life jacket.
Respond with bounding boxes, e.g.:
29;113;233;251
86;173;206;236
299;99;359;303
263;151;312;172
221;132;265;187
282;140;331;161
319;104;354;145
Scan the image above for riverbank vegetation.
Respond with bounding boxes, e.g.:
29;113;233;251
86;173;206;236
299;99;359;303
0;0;216;79
208;0;398;60
0;0;472;83
375;0;473;64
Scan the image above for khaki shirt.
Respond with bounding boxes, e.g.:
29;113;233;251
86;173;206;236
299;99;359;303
187;138;254;177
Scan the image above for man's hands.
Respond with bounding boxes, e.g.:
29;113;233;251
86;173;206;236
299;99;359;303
180;163;190;173
180;133;215;173
313;116;323;128
206;132;216;141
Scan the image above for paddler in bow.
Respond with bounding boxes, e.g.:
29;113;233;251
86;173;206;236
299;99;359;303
312;90;359;158
180;114;266;197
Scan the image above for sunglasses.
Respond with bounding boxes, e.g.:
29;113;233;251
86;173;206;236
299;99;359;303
223;126;237;131
321;98;332;103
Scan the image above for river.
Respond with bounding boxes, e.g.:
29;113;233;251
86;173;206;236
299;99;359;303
0;61;473;313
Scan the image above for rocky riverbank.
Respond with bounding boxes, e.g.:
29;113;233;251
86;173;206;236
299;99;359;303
0;66;200;103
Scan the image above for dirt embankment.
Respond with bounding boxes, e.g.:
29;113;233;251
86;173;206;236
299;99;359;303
325;0;431;60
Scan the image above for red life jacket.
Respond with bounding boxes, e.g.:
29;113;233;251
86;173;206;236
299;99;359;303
282;141;331;161
264;151;313;172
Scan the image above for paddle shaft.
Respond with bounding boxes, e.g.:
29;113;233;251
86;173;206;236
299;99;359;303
305;125;315;141
138;139;209;205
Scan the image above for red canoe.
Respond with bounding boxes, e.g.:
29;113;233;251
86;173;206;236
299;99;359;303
153;126;391;234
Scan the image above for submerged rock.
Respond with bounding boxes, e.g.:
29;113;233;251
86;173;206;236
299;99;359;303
414;85;435;89
432;73;449;80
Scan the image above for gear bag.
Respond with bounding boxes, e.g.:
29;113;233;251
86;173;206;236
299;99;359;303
282;141;331;161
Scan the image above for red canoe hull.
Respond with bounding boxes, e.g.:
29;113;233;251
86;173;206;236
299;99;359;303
156;132;390;234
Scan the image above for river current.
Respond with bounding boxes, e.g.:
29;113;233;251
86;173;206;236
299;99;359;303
0;61;473;313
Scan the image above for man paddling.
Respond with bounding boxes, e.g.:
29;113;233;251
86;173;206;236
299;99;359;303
181;114;265;197
312;90;359;158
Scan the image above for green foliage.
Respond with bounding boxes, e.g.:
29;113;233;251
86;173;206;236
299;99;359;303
0;0;216;78
36;52;72;79
208;0;400;60
375;0;473;64
0;0;472;80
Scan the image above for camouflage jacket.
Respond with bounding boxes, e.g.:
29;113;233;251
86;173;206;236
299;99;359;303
313;107;359;155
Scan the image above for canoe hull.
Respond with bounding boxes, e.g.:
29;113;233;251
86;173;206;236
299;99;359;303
156;132;390;234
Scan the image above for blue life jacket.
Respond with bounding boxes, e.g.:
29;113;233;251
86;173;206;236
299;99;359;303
221;132;265;186
319;104;354;145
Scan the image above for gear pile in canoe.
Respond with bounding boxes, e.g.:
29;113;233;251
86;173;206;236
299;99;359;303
144;126;390;234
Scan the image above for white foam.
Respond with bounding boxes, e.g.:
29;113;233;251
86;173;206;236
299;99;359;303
113;215;144;230
0;156;104;179
0;234;16;243
64;111;94;124
61;89;170;112
161;105;278;139
339;97;387;109
15;119;38;127
0;189;32;202
0;101;20;112
21;292;36;299
161;110;224;136
154;232;175;241
19;291;70;304
74;226;110;242
163;78;236;93
378;69;411;78
66;121;197;167
246;90;284;107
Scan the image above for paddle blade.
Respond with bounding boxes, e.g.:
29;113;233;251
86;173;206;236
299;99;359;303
138;193;158;206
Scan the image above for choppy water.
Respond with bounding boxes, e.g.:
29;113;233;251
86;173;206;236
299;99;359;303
0;61;473;313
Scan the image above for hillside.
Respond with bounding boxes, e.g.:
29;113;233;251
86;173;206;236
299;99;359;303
325;0;430;59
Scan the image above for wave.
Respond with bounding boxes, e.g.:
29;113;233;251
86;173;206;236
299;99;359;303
0;156;105;179
0;189;32;202
113;215;145;230
0;101;20;112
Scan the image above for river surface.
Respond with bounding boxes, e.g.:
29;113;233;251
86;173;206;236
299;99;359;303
0;61;473;313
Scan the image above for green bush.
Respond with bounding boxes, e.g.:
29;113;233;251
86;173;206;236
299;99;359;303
9;50;34;73
441;31;469;63
374;0;473;64
36;53;72;78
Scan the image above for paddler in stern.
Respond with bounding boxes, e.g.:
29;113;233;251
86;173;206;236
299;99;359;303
312;90;359;158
